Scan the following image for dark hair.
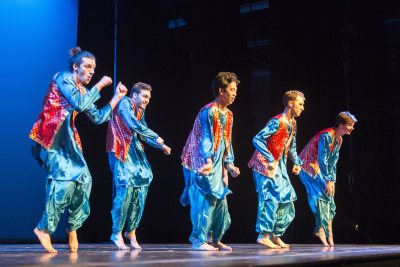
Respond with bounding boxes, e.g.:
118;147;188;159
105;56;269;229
282;90;305;106
335;111;357;127
130;82;152;97
68;47;96;72
211;72;240;97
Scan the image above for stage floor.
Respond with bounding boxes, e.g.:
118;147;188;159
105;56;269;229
1;244;400;266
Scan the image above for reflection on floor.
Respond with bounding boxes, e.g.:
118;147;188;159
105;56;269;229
1;244;400;266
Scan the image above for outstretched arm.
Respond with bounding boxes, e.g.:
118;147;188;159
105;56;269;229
119;98;159;140
138;118;171;155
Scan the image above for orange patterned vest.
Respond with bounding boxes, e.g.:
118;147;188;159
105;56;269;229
248;114;296;177
299;128;342;177
181;102;233;172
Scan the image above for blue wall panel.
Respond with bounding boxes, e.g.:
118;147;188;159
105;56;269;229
0;0;78;241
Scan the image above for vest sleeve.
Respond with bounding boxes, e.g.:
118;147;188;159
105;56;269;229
55;71;100;112
252;118;279;163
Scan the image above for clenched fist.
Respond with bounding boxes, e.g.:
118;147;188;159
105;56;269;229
96;76;113;91
115;82;128;98
226;164;240;177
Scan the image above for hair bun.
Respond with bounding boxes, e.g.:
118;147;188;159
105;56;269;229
69;47;82;57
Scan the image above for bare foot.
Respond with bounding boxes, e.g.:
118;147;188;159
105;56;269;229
111;233;129;250
257;234;281;249
207;232;213;244
192;239;218;251
213;241;232;251
271;235;290;248
328;221;334;247
34;228;57;253
66;230;79;252
124;231;141;250
314;228;329;247
328;237;334;247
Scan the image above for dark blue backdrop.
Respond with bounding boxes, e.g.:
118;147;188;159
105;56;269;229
0;0;78;241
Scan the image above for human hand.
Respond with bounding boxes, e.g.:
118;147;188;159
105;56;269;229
115;82;128;98
199;160;213;176
325;181;335;196
292;165;301;175
96;76;112;91
267;161;276;172
226;164;240;177
156;137;164;145
162;144;171;155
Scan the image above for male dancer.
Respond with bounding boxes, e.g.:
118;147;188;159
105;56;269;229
181;72;240;251
248;90;305;248
107;82;171;250
30;47;128;253
298;111;357;246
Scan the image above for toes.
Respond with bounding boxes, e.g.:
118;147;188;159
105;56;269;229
193;243;218;251
46;248;58;254
130;242;141;250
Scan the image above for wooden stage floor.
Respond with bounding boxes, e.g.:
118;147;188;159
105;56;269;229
1;244;400;266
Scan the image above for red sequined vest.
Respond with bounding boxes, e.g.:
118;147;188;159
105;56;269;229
248;114;296;177
299;128;342;177
29;80;85;150
106;100;143;162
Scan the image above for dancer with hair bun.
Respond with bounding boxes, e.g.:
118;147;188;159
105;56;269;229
30;47;128;253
